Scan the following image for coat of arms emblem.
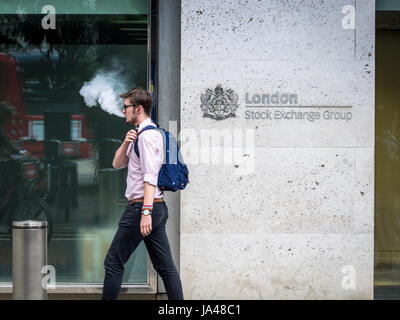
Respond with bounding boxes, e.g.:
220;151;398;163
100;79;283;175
200;84;239;120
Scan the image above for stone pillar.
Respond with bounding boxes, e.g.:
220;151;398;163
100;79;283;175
180;0;374;299
156;0;182;293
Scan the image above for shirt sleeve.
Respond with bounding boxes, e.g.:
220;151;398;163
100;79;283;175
122;142;132;168
137;130;164;186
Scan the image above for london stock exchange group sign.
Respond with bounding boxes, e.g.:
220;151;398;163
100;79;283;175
200;85;352;122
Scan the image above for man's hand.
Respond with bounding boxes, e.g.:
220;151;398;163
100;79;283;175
112;129;137;169
140;215;152;237
123;129;137;146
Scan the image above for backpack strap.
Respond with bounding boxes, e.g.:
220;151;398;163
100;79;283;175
133;124;161;158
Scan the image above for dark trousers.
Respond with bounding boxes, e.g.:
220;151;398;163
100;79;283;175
102;201;184;300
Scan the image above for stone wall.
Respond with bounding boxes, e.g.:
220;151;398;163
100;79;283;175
180;0;375;299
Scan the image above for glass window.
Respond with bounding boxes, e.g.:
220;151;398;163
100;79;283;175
376;0;400;11
30;120;44;140
0;0;149;285
375;10;400;299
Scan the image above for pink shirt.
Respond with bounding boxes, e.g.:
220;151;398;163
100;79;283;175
123;118;164;200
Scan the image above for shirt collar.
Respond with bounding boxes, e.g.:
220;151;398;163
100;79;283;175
137;117;153;131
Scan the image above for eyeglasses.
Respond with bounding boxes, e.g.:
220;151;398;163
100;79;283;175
123;104;136;111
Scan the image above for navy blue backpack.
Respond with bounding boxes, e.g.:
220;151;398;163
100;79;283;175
133;125;189;192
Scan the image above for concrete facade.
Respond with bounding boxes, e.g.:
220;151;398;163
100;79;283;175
179;0;375;299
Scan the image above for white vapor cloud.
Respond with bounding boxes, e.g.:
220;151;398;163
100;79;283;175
79;62;131;117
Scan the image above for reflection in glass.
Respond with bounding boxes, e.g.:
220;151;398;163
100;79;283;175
375;29;400;292
0;1;149;284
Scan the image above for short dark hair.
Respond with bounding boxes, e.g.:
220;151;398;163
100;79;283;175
120;87;153;115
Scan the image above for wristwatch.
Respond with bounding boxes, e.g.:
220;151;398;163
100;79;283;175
142;209;152;216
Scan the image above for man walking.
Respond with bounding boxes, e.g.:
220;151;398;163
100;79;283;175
102;87;184;300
